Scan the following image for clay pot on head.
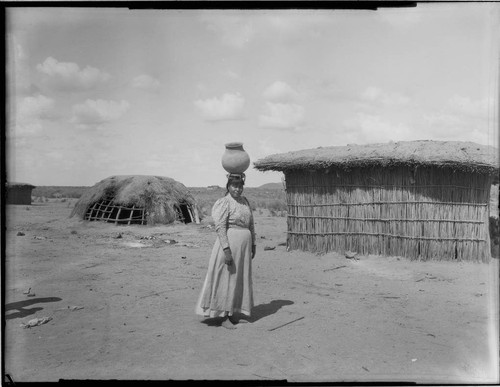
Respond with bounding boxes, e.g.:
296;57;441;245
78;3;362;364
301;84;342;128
221;142;250;174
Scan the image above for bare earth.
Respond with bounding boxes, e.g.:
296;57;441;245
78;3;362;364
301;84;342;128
4;201;499;383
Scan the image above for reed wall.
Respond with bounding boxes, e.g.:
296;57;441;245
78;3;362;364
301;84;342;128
285;166;493;262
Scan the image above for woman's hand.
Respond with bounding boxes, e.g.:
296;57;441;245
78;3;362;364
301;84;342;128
223;248;234;266
252;244;256;259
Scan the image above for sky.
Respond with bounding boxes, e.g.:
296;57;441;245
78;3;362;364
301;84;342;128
6;4;500;188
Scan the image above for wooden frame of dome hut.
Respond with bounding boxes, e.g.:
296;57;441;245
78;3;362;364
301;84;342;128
254;140;499;262
6;182;36;205
70;175;200;225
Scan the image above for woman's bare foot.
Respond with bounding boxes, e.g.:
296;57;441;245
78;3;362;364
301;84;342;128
221;317;237;329
228;315;239;324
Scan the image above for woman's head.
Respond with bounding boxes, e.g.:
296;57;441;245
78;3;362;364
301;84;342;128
226;173;245;198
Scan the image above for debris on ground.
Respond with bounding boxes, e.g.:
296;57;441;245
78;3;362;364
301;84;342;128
415;273;438;282
56;305;84;311
17;232;25;236
278;242;287;246
345;251;359;260
23;288;36;297
123;242;145;248
164;239;177;244
20;316;52;329
175;242;198;247
264;246;276;251
267;316;305;331
323;265;347;272
33;236;46;240
115;233;123;239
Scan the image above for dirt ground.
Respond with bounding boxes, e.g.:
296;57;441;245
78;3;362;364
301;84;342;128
4;201;499;383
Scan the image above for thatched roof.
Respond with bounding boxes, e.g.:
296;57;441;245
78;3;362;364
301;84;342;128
70;175;198;225
254;140;499;174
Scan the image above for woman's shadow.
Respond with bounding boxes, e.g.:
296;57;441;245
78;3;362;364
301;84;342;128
201;299;293;326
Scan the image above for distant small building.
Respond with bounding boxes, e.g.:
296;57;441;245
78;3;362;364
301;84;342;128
6;182;36;205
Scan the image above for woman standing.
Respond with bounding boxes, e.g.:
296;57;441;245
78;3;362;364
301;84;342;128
195;173;256;329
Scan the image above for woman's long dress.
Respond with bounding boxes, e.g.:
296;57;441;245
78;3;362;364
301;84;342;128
195;195;255;318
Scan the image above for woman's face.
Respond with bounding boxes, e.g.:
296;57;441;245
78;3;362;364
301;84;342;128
228;181;244;199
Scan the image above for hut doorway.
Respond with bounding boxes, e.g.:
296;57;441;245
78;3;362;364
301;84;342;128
174;202;194;224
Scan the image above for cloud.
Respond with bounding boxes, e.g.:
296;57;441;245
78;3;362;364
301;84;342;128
293;77;347;102
202;12;335;49
309;79;343;99
18;94;55;119
131;74;161;92
12;120;44;136
201;11;349;51
194;92;245;121
202;14;256;49
12;94;56;135
343;112;414;143
36;57;110;91
258;139;283;157
361;87;410;106
422;112;490;144
423;113;461;129
446;95;493;118
258;102;305;130
70;99;130;126
226;70;241;80
263;81;300;102
421;94;495;144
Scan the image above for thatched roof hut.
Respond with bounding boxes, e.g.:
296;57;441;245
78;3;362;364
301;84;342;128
6;182;36;205
70;175;200;225
254;140;499;262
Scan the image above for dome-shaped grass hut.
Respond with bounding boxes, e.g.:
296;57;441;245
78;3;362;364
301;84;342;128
254;140;499;262
71;175;200;225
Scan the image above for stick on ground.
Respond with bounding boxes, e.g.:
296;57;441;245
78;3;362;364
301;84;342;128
323;265;347;272
267;316;305;331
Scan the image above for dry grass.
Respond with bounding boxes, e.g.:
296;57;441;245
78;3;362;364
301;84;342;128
285;166;493;262
254;140;499;175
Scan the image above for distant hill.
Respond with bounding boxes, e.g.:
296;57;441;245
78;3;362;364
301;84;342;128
258;182;283;190
32;186;89;198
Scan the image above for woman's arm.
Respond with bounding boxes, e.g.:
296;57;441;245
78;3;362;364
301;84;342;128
246;198;256;258
212;197;230;250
